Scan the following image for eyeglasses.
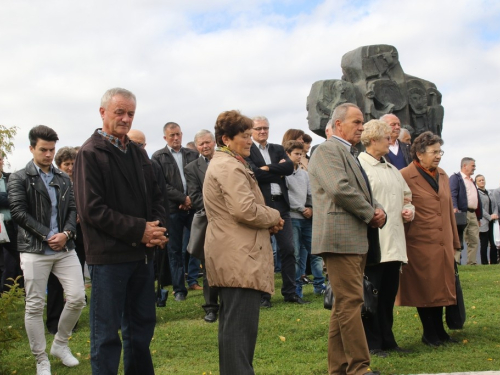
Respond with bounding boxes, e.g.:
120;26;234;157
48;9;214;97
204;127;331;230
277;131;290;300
253;127;269;132
425;150;444;156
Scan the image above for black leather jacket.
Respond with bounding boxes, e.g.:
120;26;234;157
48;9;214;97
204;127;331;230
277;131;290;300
151;145;199;213
8;160;77;254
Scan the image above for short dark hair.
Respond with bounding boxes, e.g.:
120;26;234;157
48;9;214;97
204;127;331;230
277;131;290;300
410;131;443;161
163;122;180;134
284;140;304;154
29;125;59;148
55;146;77;168
302;134;312;143
214;110;253;147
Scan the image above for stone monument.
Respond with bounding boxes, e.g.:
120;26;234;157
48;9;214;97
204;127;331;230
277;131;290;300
307;44;444;139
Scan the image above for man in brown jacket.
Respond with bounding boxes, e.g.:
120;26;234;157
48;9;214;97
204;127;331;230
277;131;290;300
309;103;386;375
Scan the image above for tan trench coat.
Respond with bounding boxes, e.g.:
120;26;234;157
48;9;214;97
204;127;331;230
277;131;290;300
202;151;281;295
396;163;461;307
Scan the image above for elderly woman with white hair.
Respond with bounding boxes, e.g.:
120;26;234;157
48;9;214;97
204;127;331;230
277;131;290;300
358;120;415;357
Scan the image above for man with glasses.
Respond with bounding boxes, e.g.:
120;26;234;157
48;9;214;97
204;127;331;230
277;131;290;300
380;114;411;170
246;116;308;306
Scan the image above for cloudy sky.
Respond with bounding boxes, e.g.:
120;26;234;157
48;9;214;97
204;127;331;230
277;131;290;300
1;0;499;187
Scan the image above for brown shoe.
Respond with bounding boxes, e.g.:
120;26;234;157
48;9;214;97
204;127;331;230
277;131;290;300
188;283;203;290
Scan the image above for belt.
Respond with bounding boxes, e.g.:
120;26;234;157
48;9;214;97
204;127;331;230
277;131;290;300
271;195;283;202
467;208;476;213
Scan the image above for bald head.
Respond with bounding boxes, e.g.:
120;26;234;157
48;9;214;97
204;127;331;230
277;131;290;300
128;129;146;148
380;114;401;143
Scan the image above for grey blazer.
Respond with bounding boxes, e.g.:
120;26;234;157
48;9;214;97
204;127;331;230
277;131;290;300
184;156;208;212
309;137;383;255
478;188;498;232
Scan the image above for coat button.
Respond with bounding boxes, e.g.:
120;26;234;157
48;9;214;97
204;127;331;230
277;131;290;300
440;242;444;246
439;228;443;231
437;213;441;216
132;243;137;247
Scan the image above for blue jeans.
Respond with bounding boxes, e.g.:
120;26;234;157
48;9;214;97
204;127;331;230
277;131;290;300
88;261;155;375
168;211;194;295
292;218;325;292
182;227;201;286
271;235;281;273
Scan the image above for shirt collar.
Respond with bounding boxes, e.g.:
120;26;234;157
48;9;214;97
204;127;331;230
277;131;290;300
98;129;129;153
253;140;268;150
33;162;54;176
168;145;182;154
460;171;472;181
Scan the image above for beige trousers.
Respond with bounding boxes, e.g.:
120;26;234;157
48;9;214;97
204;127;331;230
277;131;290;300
20;251;86;362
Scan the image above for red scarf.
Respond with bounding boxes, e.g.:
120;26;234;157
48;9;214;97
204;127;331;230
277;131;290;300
413;160;438;178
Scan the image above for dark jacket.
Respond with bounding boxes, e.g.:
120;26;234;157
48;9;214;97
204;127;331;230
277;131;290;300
246;143;294;207
184;156;208;212
449;172;483;220
151;146;199;213
73;130;165;265
8;161;76;254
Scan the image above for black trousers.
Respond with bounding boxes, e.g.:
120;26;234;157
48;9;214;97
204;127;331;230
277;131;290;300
480;223;498;264
362;261;401;350
202;259;219;313
262;199;296;300
1;222;23;293
417;306;449;342
218;288;261;375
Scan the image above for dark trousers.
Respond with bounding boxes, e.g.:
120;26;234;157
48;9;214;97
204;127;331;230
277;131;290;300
1;222;22;293
362;261;401;350
417;306;449;342
262;200;296;300
480;223;498;264
167;211;194;295
88;261;156;375
218;287;261;375
201;259;219;313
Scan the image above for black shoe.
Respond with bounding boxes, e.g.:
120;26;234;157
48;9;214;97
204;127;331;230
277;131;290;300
284;295;311;304
174;293;186;301
300;275;312;285
440;335;459;344
369;349;388;358
204;311;217;323
387;346;412;354
260;299;272;308
422;335;442;347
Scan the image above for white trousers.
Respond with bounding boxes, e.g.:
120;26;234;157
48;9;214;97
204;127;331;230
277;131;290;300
20;250;86;362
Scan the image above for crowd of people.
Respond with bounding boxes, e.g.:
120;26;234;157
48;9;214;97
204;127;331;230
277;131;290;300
0;88;499;375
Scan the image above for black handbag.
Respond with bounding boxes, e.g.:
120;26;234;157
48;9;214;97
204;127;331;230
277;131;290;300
361;274;378;317
186;209;207;260
324;280;334;309
454;212;467;227
446;262;466;330
323;274;378;316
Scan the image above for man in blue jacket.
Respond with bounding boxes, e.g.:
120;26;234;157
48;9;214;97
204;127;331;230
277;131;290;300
449;157;482;264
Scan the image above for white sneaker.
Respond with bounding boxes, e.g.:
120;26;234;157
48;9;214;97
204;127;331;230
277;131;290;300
36;360;51;375
50;342;79;367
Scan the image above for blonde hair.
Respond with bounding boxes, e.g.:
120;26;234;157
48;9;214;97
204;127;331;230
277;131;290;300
360;120;391;147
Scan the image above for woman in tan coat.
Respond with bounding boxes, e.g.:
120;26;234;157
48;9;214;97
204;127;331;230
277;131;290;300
396;131;461;347
203;110;283;375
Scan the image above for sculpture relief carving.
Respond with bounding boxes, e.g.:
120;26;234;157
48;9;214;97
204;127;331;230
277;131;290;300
307;44;444;139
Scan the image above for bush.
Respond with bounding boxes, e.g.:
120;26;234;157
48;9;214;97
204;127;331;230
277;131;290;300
0;276;24;366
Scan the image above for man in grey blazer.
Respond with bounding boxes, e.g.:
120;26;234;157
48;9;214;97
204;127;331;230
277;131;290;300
185;129;219;323
309;103;386;375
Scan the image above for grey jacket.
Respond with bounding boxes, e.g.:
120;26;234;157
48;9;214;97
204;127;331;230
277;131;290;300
478;188;498;232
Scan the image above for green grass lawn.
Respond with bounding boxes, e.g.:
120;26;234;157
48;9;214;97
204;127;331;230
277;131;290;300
2;265;500;374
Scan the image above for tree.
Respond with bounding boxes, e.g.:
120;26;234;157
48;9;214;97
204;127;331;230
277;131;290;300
0;124;18;158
